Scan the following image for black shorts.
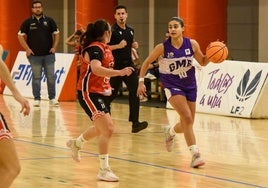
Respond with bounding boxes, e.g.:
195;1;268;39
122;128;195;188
77;91;110;121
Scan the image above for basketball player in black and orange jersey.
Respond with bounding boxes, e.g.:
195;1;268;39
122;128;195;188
108;5;148;133
66;19;134;182
0;44;30;188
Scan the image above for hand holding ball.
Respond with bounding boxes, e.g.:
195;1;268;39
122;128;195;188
206;41;228;63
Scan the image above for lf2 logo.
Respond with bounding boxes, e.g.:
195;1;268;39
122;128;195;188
230;106;244;115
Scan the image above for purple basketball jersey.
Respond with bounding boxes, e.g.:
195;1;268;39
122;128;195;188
158;37;196;90
158;37;198;101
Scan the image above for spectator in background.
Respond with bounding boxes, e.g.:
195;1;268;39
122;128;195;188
65;29;84;82
18;0;60;107
141;60;160;102
142;31;169;101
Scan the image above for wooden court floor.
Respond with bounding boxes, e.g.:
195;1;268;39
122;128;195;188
1;95;267;188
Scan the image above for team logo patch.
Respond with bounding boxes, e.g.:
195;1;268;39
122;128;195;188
43;21;48;26
167;52;174;58
185;49;191;55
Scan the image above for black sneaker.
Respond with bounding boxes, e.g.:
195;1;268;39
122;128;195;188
132;121;148;133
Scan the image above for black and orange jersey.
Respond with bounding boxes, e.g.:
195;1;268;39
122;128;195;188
77;41;114;96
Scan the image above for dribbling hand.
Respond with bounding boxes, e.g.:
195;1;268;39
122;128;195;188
137;82;147;98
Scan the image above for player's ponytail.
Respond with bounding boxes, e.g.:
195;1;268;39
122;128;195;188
80;19;110;49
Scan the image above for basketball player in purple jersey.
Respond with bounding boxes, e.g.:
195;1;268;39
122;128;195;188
137;17;210;168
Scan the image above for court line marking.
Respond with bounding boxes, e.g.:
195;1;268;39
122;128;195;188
15;139;267;188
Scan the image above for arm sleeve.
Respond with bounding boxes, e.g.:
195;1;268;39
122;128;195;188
49;17;59;34
18;20;29;35
84;46;103;62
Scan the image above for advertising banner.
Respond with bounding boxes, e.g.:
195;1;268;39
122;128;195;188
3;51;76;100
167;60;268;118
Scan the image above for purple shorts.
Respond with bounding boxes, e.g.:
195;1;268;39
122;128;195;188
164;87;197;102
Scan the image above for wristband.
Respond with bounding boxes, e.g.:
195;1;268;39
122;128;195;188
139;78;144;82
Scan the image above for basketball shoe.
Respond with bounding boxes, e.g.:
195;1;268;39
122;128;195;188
132;121;148;133
190;153;205;168
144;72;157;80
66;139;81;162
49;99;59;106
163;126;175;152
33;100;40;107
97;167;119;182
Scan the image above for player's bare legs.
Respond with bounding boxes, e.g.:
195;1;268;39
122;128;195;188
67;113;119;181
168;95;205;168
0;139;21;188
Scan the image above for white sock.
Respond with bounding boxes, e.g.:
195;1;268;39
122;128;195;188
75;134;86;148
189;145;199;156
169;126;176;136
99;154;109;169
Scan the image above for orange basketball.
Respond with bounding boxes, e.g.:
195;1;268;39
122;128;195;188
206;41;228;63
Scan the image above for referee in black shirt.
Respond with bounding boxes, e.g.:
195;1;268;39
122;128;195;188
109;5;148;133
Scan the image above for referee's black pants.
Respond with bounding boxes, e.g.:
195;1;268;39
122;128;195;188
108;70;140;123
